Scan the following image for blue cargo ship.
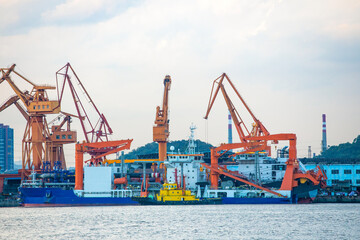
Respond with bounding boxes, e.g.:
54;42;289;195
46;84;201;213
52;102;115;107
19;126;323;206
19;166;141;207
20;187;138;207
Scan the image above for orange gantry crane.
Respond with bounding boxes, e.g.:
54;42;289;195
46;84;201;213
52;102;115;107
203;73;327;195
153;75;171;162
0;64;76;175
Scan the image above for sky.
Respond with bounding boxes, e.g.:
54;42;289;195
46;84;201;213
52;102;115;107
1;0;360;166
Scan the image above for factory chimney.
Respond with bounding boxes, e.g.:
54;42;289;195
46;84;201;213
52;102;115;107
228;111;232;144
321;114;327;153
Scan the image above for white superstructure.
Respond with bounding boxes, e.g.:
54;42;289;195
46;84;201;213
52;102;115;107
165;124;207;190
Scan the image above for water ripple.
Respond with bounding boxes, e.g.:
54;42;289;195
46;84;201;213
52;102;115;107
0;204;359;239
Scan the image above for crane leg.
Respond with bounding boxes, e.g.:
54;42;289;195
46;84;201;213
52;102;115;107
210;148;219;189
159;142;167;161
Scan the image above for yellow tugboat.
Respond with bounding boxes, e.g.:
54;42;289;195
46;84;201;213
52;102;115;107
156;183;198;202
132;183;221;205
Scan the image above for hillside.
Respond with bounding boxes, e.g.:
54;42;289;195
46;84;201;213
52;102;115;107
124;140;213;159
320;135;360;159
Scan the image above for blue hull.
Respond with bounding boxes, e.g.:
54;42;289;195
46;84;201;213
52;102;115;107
20;188;292;206
19;188;139;207
221;197;291;204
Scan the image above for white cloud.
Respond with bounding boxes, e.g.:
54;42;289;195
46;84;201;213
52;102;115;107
0;0;22;29
1;0;360;165
42;0;105;22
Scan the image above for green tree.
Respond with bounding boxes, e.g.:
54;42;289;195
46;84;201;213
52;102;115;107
123;140;213;159
320;135;360;159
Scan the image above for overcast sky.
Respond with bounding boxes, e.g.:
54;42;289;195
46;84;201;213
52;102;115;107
1;0;360;166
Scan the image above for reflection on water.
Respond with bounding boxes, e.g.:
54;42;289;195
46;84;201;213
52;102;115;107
1;204;359;239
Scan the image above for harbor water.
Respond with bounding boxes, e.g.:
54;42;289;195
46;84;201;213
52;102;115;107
1;204;359;239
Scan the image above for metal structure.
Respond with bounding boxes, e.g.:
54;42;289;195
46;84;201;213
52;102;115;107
74;140;133;190
203;73;327;195
153;75;171;162
0;64;76;175
205;73;271;153
56;63;116;165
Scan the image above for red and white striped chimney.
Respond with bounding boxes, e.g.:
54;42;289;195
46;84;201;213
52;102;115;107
321;114;327;153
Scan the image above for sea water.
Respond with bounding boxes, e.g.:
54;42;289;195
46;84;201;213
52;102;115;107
1;204;359;239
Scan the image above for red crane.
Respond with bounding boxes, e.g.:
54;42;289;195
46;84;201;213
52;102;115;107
56;63;113;143
203;73;327;195
55;63;118;165
205;73;270;154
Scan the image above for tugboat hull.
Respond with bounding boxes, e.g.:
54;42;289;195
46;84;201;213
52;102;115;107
132;196;222;205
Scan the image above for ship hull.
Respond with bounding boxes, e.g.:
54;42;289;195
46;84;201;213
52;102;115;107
132;197;222;205
292;183;320;203
20;187;139;207
133;196;291;205
221;197;291;204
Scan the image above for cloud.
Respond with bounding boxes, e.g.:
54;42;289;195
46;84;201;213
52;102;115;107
324;23;360;41
42;0;106;22
1;0;360;164
41;0;141;24
0;0;23;31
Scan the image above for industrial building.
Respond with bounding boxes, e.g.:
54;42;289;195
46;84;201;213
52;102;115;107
302;158;360;192
0;123;14;172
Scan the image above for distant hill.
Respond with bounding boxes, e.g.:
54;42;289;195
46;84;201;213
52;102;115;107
124;140;213;159
320;135;360;159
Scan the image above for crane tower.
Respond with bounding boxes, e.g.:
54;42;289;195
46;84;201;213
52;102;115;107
153;75;171;162
0;64;76;175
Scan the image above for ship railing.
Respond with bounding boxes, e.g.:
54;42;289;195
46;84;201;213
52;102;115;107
21;180;43;187
21;180;75;187
111;189;133;198
44;182;75;187
73;189;133;198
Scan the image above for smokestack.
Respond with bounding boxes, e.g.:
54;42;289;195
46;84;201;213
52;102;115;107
321;114;327;153
228;111;232;144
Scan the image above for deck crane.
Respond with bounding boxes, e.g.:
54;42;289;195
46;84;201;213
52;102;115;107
153;75;171;162
55;63;131;165
0;64;76;176
203;73;327;197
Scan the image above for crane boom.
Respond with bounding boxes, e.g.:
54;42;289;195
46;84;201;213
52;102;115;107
56;63;113;144
0;95;29;121
55;63;128;165
1;65;30;107
204;73;270;148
